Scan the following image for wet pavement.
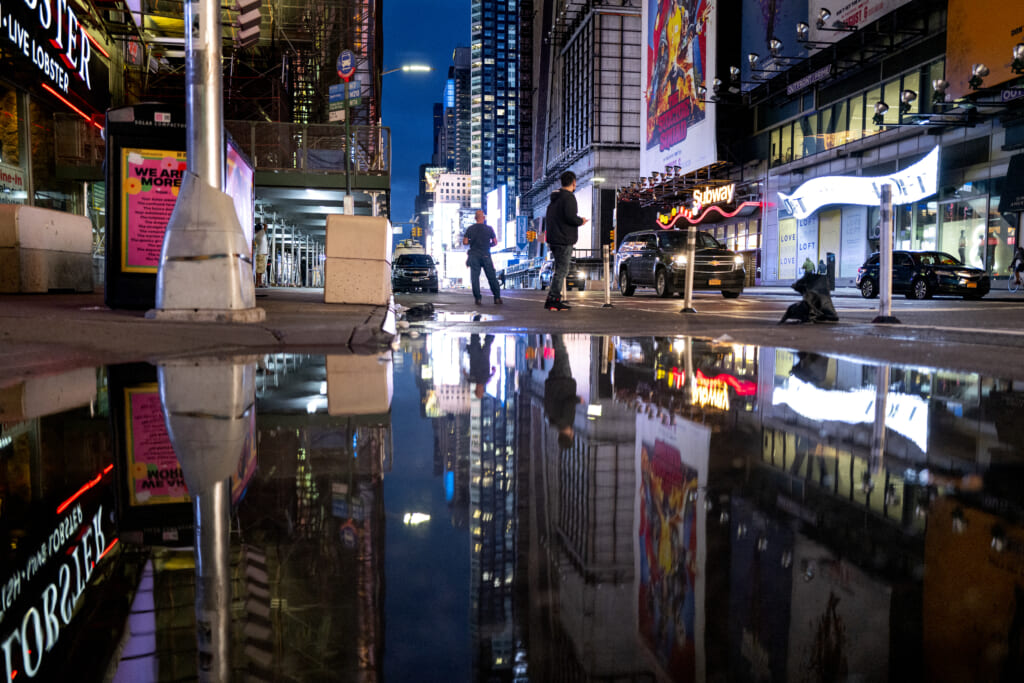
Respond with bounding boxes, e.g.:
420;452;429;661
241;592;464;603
2;332;1024;681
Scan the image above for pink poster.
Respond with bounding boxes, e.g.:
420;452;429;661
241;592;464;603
125;386;189;505
121;148;187;272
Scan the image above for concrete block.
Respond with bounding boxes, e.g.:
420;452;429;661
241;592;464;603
324;257;391;305
326;353;393;415
325;215;392;263
0;367;97;422
0;205;93;293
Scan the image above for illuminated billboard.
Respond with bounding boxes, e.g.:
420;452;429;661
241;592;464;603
641;0;717;176
807;0;913;46
485;185;507;248
946;0;1024;100
634;408;710;681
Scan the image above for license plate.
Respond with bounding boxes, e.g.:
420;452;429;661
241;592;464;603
412;277;423;281
709;279;721;286
966;282;976;288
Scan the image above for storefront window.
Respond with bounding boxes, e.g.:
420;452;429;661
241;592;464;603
30;98;80;212
940;198;988;270
770;128;782;167
901;72;920;118
989;180;1014;276
849;93;866;142
917;202;938;252
781;124;793;165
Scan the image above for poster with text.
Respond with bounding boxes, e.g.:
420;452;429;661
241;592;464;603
634;407;710;681
778;218;797;280
121;149;187;273
807;0;913;47
796;215;820;272
125;385;189;505
642;0;717;176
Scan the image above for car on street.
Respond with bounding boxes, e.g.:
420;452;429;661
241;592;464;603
614;229;745;298
856;250;990;300
539;259;586;290
392;253;439;293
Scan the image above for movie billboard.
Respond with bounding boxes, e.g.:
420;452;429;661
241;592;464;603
634;407;710;680
807;0;913;46
946;0;1024;100
740;0;808;90
642;0;718;176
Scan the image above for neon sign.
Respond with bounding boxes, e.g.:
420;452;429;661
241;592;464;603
656;183;760;227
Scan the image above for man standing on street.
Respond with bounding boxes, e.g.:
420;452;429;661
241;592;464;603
544;170;588;311
463;209;503;305
254;222;269;287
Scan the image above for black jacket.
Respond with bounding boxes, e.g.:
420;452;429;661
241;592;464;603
544;189;584;246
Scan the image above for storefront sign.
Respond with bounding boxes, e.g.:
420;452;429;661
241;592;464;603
0;500;114;681
786;65;833;96
0;162;25;204
778;146;938;220
0;0;106;110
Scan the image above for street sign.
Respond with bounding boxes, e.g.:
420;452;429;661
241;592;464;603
337;50;356;81
329;109;345;122
329;83;346;101
329;80;361;104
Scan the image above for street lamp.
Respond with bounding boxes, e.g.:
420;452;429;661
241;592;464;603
382;64;433;76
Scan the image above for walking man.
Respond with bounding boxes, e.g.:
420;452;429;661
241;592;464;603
463;209;503;305
544;170;588;311
254;222;269;287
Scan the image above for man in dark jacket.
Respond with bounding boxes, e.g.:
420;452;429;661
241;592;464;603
543;170;588;311
462;209;503;305
544;334;581;449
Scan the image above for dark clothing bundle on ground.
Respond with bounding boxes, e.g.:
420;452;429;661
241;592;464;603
779;273;839;323
544;189;584;245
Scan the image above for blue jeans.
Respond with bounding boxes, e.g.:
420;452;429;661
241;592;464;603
468;253;501;300
548;244;572;298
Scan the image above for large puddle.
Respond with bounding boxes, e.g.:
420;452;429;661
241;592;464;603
1;333;1022;681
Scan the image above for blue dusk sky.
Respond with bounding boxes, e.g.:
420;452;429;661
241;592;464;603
383;0;470;224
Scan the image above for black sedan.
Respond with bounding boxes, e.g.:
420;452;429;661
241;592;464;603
539;260;586;290
392;253;439;293
856;250;989;300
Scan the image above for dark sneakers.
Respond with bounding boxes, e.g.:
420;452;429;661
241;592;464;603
545;296;570;311
474;297;483;305
494;297;503;304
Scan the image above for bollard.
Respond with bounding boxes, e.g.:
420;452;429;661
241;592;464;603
602;244;614;308
680;227;698;314
873;184;901;324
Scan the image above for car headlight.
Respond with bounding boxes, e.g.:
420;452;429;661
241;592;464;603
673;255;688;266
577;270;585;278
733;255;745;266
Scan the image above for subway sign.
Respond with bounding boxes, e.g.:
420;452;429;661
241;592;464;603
0;0;108;112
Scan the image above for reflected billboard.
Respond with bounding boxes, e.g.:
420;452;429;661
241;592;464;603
641;0;717;176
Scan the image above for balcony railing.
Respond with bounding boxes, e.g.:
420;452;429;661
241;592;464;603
225;121;391;176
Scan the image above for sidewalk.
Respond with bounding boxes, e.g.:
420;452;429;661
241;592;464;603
0;288;394;384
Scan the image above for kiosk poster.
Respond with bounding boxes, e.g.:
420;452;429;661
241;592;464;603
121;148;187;273
634;407;710;680
124;385;189;505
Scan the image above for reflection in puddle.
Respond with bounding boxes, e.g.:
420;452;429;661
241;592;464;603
1;335;1023;680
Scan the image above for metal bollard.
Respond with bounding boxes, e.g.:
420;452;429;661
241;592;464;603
602;244;613;308
873;184;901;324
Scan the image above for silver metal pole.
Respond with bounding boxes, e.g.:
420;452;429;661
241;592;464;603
186;0;223;188
194;480;231;682
681;227;697;313
873;184;900;323
870;364;890;476
602;244;613;308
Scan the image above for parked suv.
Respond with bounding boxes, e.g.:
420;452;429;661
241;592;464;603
615;229;745;298
392;253;439;293
856;250;989;299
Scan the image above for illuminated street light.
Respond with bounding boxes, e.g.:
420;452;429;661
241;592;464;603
382;64;433;76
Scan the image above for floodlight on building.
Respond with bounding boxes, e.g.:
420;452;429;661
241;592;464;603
1012;44;1024;75
931;79;949;105
968;63;989;90
872;101;889;126
747;53;759;69
899;89;917;115
768;38;783;58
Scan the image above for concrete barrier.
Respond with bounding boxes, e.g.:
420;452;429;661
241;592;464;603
0;205;93;293
0;367;97;421
324;214;392;305
326;353;393;415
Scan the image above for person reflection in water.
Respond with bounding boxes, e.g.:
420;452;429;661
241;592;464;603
544;334;582;449
464;333;495;399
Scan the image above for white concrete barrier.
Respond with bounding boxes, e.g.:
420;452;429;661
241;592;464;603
326;353;393;415
0;367;97;421
324;214;393;305
0;205;93;293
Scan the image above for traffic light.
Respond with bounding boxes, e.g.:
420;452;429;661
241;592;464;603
526;230;536;242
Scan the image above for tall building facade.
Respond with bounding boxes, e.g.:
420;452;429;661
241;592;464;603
470;0;520;212
437;47;473;174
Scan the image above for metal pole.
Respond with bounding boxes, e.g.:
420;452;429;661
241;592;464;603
870;364;890;476
873;184;901;323
186;0;223;188
602;244;613;308
344;81;354;214
681;226;697;313
193;481;231;682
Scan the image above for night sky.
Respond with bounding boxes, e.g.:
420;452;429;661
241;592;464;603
383;0;470;225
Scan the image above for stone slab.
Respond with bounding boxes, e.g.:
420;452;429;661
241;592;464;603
326;352;393;415
324;214;392;263
324;257;391;305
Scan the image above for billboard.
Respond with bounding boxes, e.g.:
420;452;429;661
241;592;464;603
642;0;717;176
807;0;913;46
226;137;255;252
740;0;808;91
947;0;1024;100
634;408;710;681
486;185;507;247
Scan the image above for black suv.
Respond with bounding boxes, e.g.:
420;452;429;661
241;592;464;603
615;229;745;298
392;253;439;293
856;250;989;300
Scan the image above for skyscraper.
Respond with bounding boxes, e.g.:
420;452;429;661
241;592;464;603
436;47;473;174
470;0;519;212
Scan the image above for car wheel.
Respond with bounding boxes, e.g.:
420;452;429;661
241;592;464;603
860;278;877;299
909;277;930;300
655;268;673;298
721;291;740;299
619;269;635;296
429;287;439;293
